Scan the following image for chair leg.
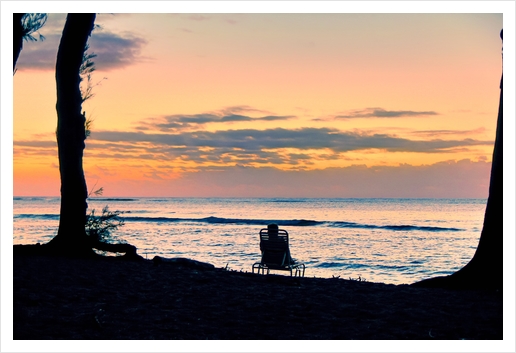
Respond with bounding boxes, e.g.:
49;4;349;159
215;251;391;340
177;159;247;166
293;265;305;277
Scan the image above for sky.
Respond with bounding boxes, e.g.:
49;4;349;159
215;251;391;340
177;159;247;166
5;3;510;198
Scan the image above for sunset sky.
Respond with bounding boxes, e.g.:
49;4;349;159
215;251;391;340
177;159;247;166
5;2;510;198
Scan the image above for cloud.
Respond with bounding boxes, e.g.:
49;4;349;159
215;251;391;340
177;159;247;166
136;108;295;132
90;127;491;153
335;107;439;120
16;28;148;72
88;32;149;71
220;105;273;116
266;159;490;198
15;33;61;71
180;159;491;198
71;159;491;199
14;121;493;172
412;127;487;137
14;136;493;198
14;141;57;148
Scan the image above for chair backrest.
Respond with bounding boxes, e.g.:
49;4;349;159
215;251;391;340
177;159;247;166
259;228;291;267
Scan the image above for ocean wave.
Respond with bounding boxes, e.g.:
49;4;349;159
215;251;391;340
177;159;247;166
14;214;59;220
329;221;462;232
314;262;344;268
122;215;321;227
314;262;370;269
14;213;464;232
14;197;58;202
267;199;308;203
89;198;138;202
314;262;412;271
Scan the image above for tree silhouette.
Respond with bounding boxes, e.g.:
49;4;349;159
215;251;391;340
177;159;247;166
414;30;503;290
20;13;141;258
13;13;47;73
46;14;96;255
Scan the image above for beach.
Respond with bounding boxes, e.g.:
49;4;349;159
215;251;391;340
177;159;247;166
13;248;502;341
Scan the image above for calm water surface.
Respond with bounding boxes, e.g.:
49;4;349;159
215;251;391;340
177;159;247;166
13;197;486;284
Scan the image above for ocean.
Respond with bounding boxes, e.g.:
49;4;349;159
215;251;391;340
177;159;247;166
13;197;487;285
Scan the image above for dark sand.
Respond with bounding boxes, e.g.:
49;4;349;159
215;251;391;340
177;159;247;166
13;250;502;341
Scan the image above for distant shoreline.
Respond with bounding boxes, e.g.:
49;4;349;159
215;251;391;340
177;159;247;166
13;196;488;200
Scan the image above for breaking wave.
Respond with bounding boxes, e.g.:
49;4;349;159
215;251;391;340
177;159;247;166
14;214;463;232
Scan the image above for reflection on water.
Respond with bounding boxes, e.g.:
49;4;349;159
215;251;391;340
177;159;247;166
13;197;485;284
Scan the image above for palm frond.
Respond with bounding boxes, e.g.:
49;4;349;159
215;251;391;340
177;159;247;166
21;13;47;42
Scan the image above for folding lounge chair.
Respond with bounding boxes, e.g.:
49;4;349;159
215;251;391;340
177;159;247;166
252;227;305;277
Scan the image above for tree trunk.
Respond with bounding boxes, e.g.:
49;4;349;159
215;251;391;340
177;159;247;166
13;13;25;72
413;30;503;290
47;14;96;255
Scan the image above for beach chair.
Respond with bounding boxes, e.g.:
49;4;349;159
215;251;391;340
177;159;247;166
252;225;305;277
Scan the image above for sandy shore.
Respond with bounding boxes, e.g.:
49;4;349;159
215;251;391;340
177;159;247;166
11;246;503;342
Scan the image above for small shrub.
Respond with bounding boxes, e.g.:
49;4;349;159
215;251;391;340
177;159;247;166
349;275;367;282
85;206;125;244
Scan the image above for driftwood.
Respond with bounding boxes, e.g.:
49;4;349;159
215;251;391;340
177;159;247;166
152;256;215;270
92;241;143;260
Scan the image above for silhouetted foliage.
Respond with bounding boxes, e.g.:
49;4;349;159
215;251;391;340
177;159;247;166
80;46;98;103
13;13;47;73
81;49;97;138
86;206;126;244
20;13;47;41
88;182;104;197
79;43;104;138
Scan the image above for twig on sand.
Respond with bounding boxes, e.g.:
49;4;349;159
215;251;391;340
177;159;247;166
94;309;104;329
